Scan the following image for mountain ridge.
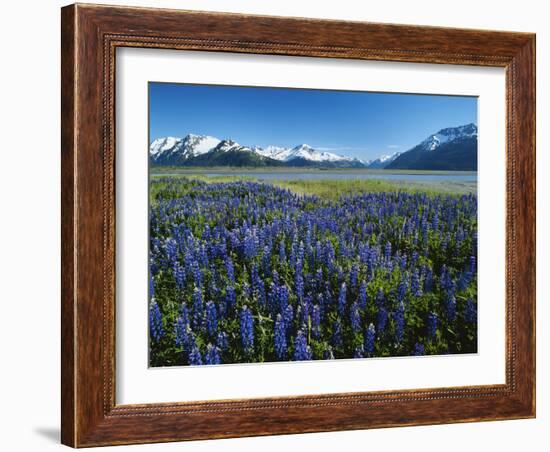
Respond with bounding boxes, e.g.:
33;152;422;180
149;123;478;170
386;123;477;170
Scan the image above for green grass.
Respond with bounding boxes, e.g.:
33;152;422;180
269;178;462;199
150;173;476;200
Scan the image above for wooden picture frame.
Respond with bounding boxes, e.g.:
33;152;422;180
61;3;535;447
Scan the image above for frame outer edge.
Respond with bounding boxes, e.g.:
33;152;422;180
514;35;536;416
60;3;536;447
61;3;77;448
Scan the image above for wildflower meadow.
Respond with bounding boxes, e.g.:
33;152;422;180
148;176;477;367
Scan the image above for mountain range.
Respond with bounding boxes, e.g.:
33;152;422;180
385;123;478;170
149;123;477;170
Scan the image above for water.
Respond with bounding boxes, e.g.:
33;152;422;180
200;171;477;183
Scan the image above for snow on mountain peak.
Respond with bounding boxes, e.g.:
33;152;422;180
286;144;352;163
181;134;221;156
421;123;478;151
379;151;401;163
150;124;476;168
149;136;182;156
366;151;402;169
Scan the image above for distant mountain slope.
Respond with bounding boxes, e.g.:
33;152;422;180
181;140;284;167
150;134;365;168
150;124;477;170
149;134;221;166
386;124;477;170
367;152;401;169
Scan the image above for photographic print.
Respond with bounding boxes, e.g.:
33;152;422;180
148;82;478;367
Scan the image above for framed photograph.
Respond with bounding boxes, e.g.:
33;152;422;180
61;3;536;447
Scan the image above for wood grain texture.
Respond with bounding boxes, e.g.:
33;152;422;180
60;3;536;447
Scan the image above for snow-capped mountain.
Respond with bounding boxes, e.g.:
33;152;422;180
149;136;182;158
211;139;252;154
254;143;356;163
367;151;402;169
386;123;478;171
287;144;355;163
150;134;221;165
150;134;363;167
149;125;477;170
418;123;478;152
254;145;292;160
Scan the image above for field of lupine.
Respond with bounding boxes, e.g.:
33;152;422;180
149;176;477;367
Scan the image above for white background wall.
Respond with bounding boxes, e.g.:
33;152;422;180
0;1;546;451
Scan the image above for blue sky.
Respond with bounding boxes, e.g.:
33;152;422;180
149;82;477;161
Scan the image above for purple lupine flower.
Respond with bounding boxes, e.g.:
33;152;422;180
279;239;286;262
205;344;221;365
375;289;385;308
376;307;388;335
424;268;433;292
411;270;422;297
413;343;425;356
315;267;324;291
192;287;204;331
295;260;304;301
315;240;323;266
165;237;178;265
457;271;471;290
394;301;405;343
337;282;347;317
240;305;255;353
283;304;294;335
262;245;271;276
149;301;164;342
469;255;476;274
225;285;236;313
427;312;438;339
216;331;229;352
331;319;343;348
464;298;477;323
311;304;321;340
255;277;266;308
445;293;457;321
191;262;202;288
358;280;367;310
349;263;359;289
250;263;260;290
243;233;257;260
432;213;439;230
354;346;364;358
174;315;190;351
188;338;203;365
350;302;361;333
205;301;218;337
397;279;408;303
293;330;312;361
411;251;419;267
225;257;235;284
297;241;305;263
384;241;392;260
149;273;155;300
364;323;376;355
421;217;429;238
278;284;290;314
325;240;335;272
242;282;251;299
274;314;287;360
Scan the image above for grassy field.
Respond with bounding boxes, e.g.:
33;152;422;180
150;173;477;198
